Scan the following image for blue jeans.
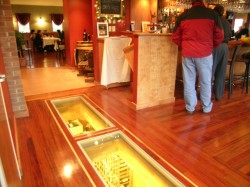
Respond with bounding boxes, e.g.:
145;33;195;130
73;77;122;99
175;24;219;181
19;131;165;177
182;54;213;113
212;43;228;100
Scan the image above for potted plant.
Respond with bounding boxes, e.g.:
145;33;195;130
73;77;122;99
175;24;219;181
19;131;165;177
15;30;25;58
15;30;26;66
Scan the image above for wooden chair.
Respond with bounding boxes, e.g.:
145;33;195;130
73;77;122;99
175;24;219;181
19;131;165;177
54;40;65;59
22;40;33;67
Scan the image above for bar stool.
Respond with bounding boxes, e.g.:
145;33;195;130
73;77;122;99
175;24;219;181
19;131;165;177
227;42;242;99
241;52;250;93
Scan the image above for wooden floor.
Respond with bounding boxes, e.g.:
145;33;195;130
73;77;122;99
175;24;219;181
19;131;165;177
15;52;250;186
21;49;65;68
20;67;95;96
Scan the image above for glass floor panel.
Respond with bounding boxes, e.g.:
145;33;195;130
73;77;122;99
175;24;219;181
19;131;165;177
78;131;185;187
50;96;114;137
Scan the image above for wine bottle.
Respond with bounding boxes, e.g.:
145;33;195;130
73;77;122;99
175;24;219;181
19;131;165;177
83;29;87;41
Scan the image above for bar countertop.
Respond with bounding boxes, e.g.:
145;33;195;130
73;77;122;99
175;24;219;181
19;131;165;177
121;30;173;36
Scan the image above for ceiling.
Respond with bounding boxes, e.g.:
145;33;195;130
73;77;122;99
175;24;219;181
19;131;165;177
10;0;62;6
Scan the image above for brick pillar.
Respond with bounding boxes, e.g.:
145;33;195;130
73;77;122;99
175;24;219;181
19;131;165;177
0;0;29;118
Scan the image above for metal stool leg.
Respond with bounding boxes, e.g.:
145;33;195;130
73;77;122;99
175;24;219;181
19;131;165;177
242;64;247;92
246;61;250;93
228;64;233;99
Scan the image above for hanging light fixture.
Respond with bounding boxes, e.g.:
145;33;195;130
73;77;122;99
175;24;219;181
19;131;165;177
38;17;44;24
172;0;250;13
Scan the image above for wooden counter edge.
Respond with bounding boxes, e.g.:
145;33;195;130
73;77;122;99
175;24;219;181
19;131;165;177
122;30;173;36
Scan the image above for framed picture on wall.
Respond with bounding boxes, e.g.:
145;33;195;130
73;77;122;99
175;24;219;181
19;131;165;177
141;21;150;32
96;0;125;19
97;22;109;38
100;0;121;15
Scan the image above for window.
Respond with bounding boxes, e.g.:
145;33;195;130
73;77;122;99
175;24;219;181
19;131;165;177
52;22;62;32
234;18;244;32
18;22;30;33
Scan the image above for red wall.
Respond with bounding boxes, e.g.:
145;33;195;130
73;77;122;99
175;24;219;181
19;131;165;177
63;0;92;66
91;0;131;81
63;0;131;82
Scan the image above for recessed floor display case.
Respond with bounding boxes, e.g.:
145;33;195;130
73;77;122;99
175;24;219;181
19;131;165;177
50;96;114;137
78;131;185;187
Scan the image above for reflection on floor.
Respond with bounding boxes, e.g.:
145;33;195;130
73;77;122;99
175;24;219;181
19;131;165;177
21;67;95;96
20;51;96;96
17;51;250;186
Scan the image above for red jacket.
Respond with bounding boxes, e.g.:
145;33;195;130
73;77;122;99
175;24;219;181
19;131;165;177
172;2;223;58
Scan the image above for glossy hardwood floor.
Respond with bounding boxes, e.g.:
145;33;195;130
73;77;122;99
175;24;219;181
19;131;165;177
15;51;250;186
21;49;65;68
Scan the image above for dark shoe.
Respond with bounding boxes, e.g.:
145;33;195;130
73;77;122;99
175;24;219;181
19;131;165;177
215;97;221;101
186;110;194;114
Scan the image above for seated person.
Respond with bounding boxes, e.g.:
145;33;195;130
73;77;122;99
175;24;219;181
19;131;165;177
33;30;43;52
61;31;65;44
57;30;65;44
30;29;36;40
43;30;49;37
236;23;249;40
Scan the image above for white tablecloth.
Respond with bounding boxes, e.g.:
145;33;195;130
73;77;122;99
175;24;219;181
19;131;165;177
101;37;132;86
43;37;61;48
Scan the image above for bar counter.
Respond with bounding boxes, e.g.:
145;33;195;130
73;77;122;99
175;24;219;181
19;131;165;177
97;32;178;110
128;32;178;110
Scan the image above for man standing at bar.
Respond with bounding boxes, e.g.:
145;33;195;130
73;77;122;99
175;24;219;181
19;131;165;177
172;0;223;114
212;4;232;100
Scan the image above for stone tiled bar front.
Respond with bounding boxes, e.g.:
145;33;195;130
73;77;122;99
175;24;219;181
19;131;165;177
132;33;178;110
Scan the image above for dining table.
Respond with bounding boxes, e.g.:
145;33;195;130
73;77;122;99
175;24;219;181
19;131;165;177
42;37;61;49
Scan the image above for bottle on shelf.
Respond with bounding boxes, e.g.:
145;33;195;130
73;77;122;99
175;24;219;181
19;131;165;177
83;29;87;41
